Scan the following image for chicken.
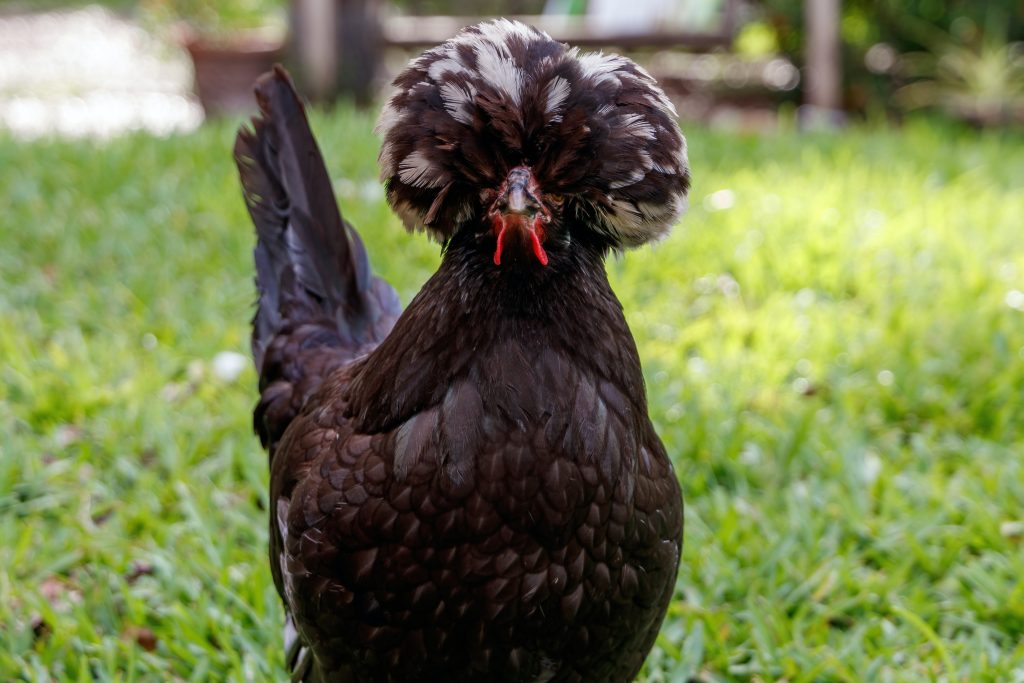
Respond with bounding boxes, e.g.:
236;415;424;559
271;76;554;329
234;19;690;683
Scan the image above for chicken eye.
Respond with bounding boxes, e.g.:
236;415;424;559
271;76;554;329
548;193;564;204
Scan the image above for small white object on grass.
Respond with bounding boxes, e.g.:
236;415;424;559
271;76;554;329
1005;290;1024;311
1000;521;1024;539
212;351;249;383
703;189;735;212
862;451;882;485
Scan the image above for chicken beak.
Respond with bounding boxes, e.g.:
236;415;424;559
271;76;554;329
506;184;529;214
490;166;550;267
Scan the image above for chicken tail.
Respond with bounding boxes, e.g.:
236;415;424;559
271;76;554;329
234;66;399;448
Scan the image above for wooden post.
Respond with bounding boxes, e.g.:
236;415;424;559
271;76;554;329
292;0;336;101
335;0;381;105
805;0;842;113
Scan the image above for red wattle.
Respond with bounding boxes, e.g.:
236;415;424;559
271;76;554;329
491;214;548;266
494;224;509;265
528;229;549;266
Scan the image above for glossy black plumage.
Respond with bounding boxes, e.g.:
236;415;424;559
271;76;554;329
235;22;686;682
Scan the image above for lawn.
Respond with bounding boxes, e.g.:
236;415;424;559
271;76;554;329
1;111;1023;682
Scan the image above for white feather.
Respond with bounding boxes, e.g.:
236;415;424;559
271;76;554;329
577;52;627;87
608;167;647;189
577;52;625;75
439;81;476;124
651;158;676;175
475;18;542;46
428;57;469;81
608;198;644;230
474;41;524;107
398;150;447;188
615;113;656;140
544;76;571;116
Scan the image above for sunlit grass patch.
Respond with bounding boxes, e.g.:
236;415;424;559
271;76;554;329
1;114;1023;680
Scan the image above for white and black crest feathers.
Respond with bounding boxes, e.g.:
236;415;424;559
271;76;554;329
376;19;690;248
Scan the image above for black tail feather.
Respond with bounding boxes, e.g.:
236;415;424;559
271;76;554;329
235;67;400;450
234;65;395;371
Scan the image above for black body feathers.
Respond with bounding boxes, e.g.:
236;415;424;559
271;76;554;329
235;23;684;682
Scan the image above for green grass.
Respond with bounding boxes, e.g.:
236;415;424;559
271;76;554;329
1;112;1023;682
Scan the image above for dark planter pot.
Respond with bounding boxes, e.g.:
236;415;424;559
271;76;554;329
182;29;285;116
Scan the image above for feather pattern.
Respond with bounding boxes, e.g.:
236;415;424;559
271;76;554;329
376;19;690;248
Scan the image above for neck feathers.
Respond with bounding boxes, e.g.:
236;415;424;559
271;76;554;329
346;235;646;434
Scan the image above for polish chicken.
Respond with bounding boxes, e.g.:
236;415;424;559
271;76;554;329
234;19;690;682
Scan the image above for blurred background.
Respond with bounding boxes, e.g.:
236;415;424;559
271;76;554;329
2;1;1023;681
1;0;1023;136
